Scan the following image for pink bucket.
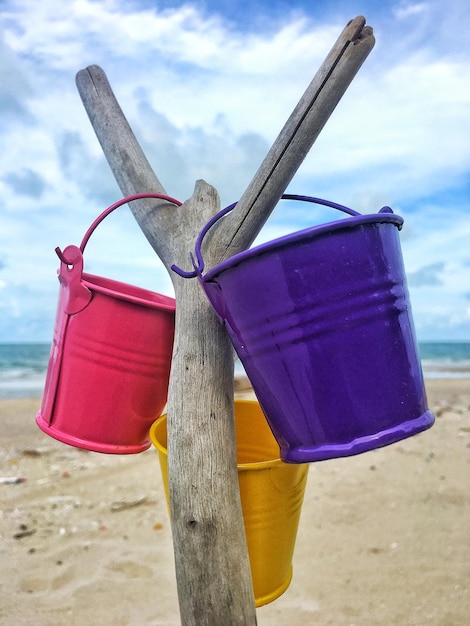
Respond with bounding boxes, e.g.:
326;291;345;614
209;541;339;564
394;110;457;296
36;193;181;454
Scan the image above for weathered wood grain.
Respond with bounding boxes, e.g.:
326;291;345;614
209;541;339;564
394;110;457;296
212;16;375;263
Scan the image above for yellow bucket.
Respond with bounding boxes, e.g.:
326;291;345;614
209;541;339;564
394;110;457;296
149;400;308;607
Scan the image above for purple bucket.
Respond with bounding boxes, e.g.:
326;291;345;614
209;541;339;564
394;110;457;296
173;195;434;463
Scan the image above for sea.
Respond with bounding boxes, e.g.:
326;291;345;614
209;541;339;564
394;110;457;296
0;341;469;400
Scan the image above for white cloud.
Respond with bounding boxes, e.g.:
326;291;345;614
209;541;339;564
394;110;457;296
1;0;470;341
394;2;429;20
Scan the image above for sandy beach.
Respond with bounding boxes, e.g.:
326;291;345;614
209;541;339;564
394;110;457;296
1;378;469;625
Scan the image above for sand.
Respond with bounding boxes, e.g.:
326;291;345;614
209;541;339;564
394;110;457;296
1;379;469;625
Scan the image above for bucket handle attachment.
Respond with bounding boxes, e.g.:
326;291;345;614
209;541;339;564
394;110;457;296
171;194;392;279
54;193;182;314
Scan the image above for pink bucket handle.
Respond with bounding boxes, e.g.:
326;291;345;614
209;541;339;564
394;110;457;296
54;192;182;311
54;193;183;263
171;194;390;279
79;192;183;253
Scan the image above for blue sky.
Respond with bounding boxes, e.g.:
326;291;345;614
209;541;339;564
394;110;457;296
0;0;469;342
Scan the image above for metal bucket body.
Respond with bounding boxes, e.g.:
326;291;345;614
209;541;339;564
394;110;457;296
36;194;179;454
190;198;434;463
150;400;308;607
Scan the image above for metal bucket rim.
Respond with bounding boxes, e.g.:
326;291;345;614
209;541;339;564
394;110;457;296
82;272;176;312
203;211;403;283
171;194;403;279
36;411;151;454
149;404;287;471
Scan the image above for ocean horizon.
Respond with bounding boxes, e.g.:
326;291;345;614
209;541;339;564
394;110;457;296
0;340;469;399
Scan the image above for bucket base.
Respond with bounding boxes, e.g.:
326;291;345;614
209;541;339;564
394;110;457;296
280;409;435;463
35;410;151;454
255;565;293;608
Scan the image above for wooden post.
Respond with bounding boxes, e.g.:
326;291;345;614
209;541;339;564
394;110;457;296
76;16;374;624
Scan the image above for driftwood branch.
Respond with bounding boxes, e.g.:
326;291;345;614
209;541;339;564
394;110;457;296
75;16;375;625
76;66;257;623
213;16;375;262
76;65;176;269
168;183;257;624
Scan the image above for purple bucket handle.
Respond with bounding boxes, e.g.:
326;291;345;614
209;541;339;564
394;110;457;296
171;194;393;278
